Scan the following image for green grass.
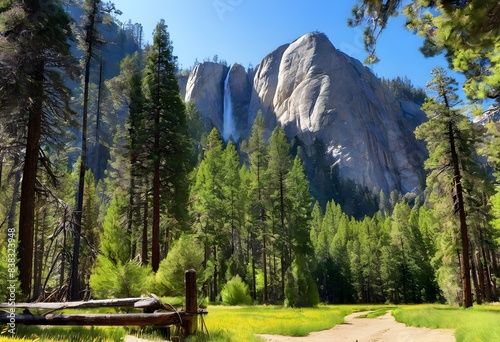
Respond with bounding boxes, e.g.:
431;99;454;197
355;306;396;318
0;325;127;341
393;304;500;342
189;304;393;342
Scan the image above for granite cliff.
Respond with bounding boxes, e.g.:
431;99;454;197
183;32;427;196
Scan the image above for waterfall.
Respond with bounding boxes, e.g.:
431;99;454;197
222;66;236;141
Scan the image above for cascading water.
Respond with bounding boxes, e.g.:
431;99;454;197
222;66;236;141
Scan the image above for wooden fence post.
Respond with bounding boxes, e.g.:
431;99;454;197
184;269;197;336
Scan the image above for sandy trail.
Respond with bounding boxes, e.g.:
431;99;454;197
256;311;455;342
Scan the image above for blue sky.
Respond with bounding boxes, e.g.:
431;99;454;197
112;0;464;91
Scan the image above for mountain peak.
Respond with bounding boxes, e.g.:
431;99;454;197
184;34;427;197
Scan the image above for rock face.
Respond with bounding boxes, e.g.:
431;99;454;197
227;64;253;141
183;32;427;195
185;62;229;130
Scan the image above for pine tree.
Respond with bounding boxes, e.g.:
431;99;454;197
107;52;147;262
223;141;241;256
90;189;151;298
0;0;76;298
79;170;100;293
143;20;191;272
191;128;226;301
71;0;120;301
391;202;413;303
154;234;204;296
348;0;500;100
246;110;268;300
267;126;291;301
286;155;312;257
283;155;318;307
414;67;474;307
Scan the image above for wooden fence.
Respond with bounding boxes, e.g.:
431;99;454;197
0;269;205;337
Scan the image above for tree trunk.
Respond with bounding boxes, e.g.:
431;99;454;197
256;154;268;302
470;250;482;304
400;238;408;304
152;146;160;272
60;223;67;289
279;174;287;262
490;249;499;300
33;197;41;300
478;225;494;302
448;119;473;308
33;195;47;300
141;186;149;265
72;52;92;301
128;178;135;259
7;158;21;242
72;0;98;300
18;59;44;299
251;231;257;300
151;45;162;273
0;151;3;189
262;226;268;303
92;57;104;180
280;251;285;297
481;239;493;302
213;244;218;301
272;222;277;301
476;251;486;303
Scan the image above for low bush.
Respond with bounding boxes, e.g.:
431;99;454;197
220;275;252;305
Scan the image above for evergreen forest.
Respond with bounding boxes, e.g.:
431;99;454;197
1;0;500;311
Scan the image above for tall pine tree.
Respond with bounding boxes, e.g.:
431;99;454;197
0;0;76;298
143;20;191;272
415;67;474;307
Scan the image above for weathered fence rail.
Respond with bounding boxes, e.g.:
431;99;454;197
0;297;163;311
0;269;204;337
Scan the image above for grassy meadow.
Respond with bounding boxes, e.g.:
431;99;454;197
393;304;500;342
189;304;394;342
0;304;499;341
0;325;127;341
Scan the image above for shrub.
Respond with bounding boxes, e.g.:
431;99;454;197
154;234;204;296
90;258;152;298
221;275;252;305
284;257;319;308
89;190;152;298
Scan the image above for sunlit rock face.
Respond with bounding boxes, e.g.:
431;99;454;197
225;63;252;141
183;32;427;195
185;62;228;131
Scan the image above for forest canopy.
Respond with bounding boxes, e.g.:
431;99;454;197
348;0;500;101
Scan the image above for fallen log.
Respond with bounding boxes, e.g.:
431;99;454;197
0;297;162;311
0;270;205;337
0;311;181;327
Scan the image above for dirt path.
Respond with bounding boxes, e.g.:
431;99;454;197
257;311;455;342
